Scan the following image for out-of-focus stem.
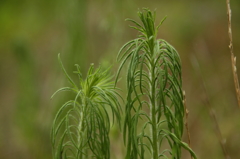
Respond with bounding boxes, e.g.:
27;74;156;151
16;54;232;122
183;91;194;159
226;0;240;108
192;55;231;159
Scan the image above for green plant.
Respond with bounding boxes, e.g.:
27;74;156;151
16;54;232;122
115;9;197;159
51;9;197;159
51;54;121;159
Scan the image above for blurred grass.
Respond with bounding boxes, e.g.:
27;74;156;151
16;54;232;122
0;0;240;159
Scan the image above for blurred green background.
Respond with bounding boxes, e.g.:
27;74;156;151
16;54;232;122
0;0;240;158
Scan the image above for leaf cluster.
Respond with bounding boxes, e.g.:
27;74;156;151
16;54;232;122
116;8;197;159
51;55;121;159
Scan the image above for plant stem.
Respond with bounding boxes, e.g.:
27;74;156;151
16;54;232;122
78;99;86;159
226;0;240;108
183;91;194;159
150;58;158;159
193;55;230;159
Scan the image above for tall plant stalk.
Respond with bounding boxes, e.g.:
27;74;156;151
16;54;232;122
116;9;197;159
226;0;240;108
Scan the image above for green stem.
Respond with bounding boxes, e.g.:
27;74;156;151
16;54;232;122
78;112;83;159
150;59;158;159
78;99;86;159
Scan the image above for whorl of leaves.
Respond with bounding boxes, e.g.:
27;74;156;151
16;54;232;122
51;54;121;159
115;9;197;159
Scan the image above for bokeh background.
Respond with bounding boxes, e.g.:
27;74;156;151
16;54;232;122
1;0;240;158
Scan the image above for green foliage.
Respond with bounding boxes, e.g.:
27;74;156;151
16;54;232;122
51;54;121;159
115;9;197;159
51;9;197;159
